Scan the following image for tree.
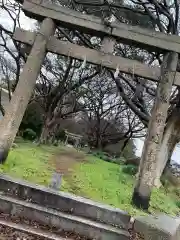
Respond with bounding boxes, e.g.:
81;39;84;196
111;0;180;209
0;0;25;110
132;52;178;209
0;0;150;160
36;54;99;144
74;0;180;209
19;101;43;137
0;17;55;163
1;0;179;202
79;73;145;149
0;0;99;151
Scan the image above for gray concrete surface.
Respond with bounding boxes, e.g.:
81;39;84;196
0;175;130;229
0;219;66;240
0;194;129;240
134;214;180;240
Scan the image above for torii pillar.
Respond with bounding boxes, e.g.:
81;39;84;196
0;18;55;163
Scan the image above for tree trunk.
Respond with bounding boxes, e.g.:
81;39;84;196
154;108;180;187
132;52;178;210
39;113;60;144
39;123;59;144
120;137;131;156
0;18;55;163
39;125;51;144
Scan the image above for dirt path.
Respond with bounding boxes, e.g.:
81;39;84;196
49;147;86;176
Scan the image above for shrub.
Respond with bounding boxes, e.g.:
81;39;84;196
95;151;104;157
53;141;59;147
23;128;37;141
122;165;138;176
102;155;111;162
161;177;171;188
11;143;18;149
174;188;180;197
55;129;66;141
87;150;93;155
176;201;180;208
91;151;121;164
20;102;43;137
113;157;126;165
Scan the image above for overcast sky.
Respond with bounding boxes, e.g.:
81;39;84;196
135;138;180;164
1;3;180;163
0;6;36;30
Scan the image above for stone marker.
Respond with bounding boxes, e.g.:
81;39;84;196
134;214;180;240
49;172;62;190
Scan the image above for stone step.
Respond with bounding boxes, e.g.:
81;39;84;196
0;218;69;240
0;194;129;240
0;175;130;229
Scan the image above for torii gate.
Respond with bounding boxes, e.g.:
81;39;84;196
0;0;179;209
64;131;83;148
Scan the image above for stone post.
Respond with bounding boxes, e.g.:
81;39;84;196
49;172;63;190
134;214;180;240
0;18;56;163
132;52;178;210
65;135;69;145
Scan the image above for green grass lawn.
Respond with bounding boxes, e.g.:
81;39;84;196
1;140;180;216
63;155;180;216
0;141;57;186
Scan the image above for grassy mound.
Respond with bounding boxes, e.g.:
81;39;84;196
1;141;179;216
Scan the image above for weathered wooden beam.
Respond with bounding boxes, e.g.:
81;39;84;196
13;28;180;86
19;0;180;53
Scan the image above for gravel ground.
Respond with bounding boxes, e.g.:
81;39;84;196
0;224;44;240
0;221;141;240
0;213;91;240
0;207;141;240
129;229;144;240
128;218;144;240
